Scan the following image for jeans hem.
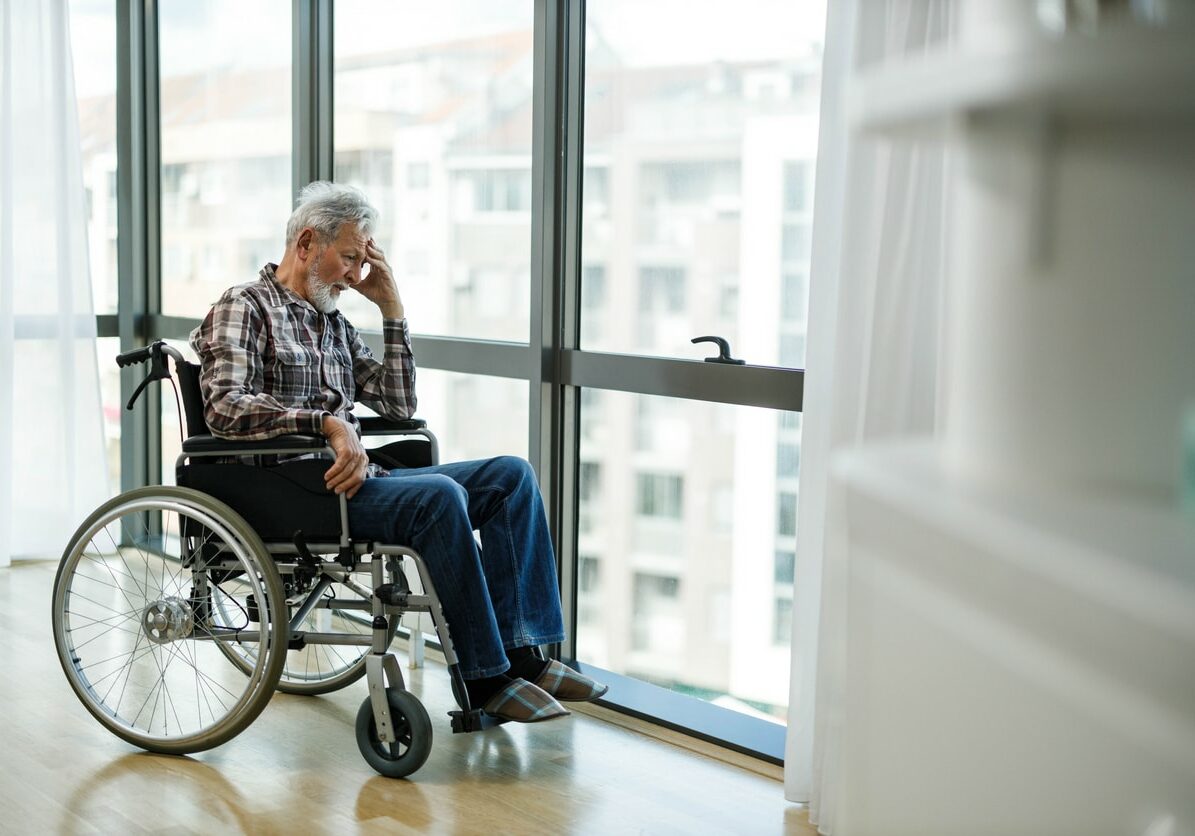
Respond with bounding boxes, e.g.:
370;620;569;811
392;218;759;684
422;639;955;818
460;659;513;680
501;633;565;651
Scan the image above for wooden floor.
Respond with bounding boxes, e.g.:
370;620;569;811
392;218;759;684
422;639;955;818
1;560;814;835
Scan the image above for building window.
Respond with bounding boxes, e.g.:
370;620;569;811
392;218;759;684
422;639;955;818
777;443;800;478
579;461;601;503
472;169;532;212
636;472;684;519
777;492;797;537
638;266;686;314
781;271;807;322
773;597;793;645
779;333;806;368
781;223;810;264
583;264;606;307
631;572;682;652
579;555;600;593
774;550;795;585
783;160;811;213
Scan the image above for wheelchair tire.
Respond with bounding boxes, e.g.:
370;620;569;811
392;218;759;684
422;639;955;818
52;486;288;755
210;564;398;696
355;687;433;779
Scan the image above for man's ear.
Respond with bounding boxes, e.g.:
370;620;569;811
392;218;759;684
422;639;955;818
296;228;316;260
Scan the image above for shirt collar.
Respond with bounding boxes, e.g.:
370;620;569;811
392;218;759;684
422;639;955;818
259;263;338;318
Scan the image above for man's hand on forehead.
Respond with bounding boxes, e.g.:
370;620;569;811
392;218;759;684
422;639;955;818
355;237;403;319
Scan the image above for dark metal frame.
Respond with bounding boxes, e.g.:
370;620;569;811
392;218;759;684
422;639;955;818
107;0;805;765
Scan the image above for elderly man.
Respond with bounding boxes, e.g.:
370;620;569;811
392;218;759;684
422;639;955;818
190;181;605;723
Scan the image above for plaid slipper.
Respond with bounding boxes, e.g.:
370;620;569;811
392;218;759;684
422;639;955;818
482;678;570;723
533;659;609;702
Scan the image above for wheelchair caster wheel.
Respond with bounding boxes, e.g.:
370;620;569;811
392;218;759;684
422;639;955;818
356;687;432;778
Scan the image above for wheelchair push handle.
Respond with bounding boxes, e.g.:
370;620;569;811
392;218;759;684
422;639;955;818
117;340;189;410
116;340;187;368
115;346;153;367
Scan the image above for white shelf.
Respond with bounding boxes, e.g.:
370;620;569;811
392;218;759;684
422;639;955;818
848;22;1195;134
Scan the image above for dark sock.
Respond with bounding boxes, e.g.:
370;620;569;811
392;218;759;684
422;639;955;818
464;673;511;707
506;645;550;682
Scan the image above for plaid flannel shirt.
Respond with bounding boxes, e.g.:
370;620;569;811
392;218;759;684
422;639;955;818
190;264;417;467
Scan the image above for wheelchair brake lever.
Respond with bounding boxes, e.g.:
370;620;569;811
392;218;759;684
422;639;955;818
124;342;174;410
292;531;320;567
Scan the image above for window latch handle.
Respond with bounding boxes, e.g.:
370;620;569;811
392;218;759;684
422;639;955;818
691;335;745;365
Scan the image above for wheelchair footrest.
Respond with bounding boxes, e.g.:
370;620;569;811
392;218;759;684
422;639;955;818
448;709;507;734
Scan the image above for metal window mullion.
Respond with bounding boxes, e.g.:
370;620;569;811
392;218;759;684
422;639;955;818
528;1;560;501
529;0;584;660
116;0;161;493
556;0;587;663
293;0;333;197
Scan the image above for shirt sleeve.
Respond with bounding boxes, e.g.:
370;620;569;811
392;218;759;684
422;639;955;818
348;318;418;420
190;293;329;440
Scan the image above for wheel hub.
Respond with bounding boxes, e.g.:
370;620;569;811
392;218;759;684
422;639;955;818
142;597;194;644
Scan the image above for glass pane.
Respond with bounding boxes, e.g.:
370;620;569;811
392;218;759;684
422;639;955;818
409;370;528;463
161;348;527;482
332;1;534;341
580;2;825;368
577;389;801;723
97;338;123;498
69;0;118;316
158;0;292;318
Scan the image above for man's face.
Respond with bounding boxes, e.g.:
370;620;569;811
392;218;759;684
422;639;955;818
305;223;369;313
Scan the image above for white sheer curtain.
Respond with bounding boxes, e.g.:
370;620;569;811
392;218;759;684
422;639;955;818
783;0;953;829
0;2;109;568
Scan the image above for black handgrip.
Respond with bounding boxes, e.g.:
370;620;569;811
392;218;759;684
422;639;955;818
116;346;154;368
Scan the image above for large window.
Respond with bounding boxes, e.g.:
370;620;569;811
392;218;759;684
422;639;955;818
158;0;292;318
569;1;823;735
100;0;818;764
332;1;535;341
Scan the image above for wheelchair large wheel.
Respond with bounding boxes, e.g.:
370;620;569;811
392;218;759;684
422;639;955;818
210;563;397;696
52;486;288;755
356;687;432;779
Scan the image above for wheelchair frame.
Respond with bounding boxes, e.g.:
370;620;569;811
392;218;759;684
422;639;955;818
52;340;505;779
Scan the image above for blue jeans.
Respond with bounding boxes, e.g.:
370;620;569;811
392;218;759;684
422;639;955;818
346;455;565;679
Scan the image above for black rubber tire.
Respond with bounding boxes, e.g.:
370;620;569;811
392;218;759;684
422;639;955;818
355;688;433;779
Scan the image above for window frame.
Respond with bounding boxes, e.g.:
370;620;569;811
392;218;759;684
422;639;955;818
107;0;807;765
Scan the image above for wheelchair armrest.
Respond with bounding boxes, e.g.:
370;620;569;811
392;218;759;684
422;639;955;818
359;416;427;435
181;433;330;454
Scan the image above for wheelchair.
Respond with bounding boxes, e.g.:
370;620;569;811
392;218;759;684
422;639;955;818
52;340;509;778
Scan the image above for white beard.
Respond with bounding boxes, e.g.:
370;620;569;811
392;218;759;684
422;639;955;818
306;262;340;314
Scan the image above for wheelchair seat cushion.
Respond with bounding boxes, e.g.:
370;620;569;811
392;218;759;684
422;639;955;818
178;459;342;543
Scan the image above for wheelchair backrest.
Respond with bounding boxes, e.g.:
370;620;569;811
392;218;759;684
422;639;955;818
175;360;213;439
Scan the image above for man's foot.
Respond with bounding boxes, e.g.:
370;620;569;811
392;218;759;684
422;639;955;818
481;678;570;723
533;659;609;703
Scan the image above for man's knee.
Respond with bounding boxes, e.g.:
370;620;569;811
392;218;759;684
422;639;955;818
418;474;470;522
489;455;535;488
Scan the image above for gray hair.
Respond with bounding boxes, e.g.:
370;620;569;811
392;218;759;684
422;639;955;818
285;181;378;247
